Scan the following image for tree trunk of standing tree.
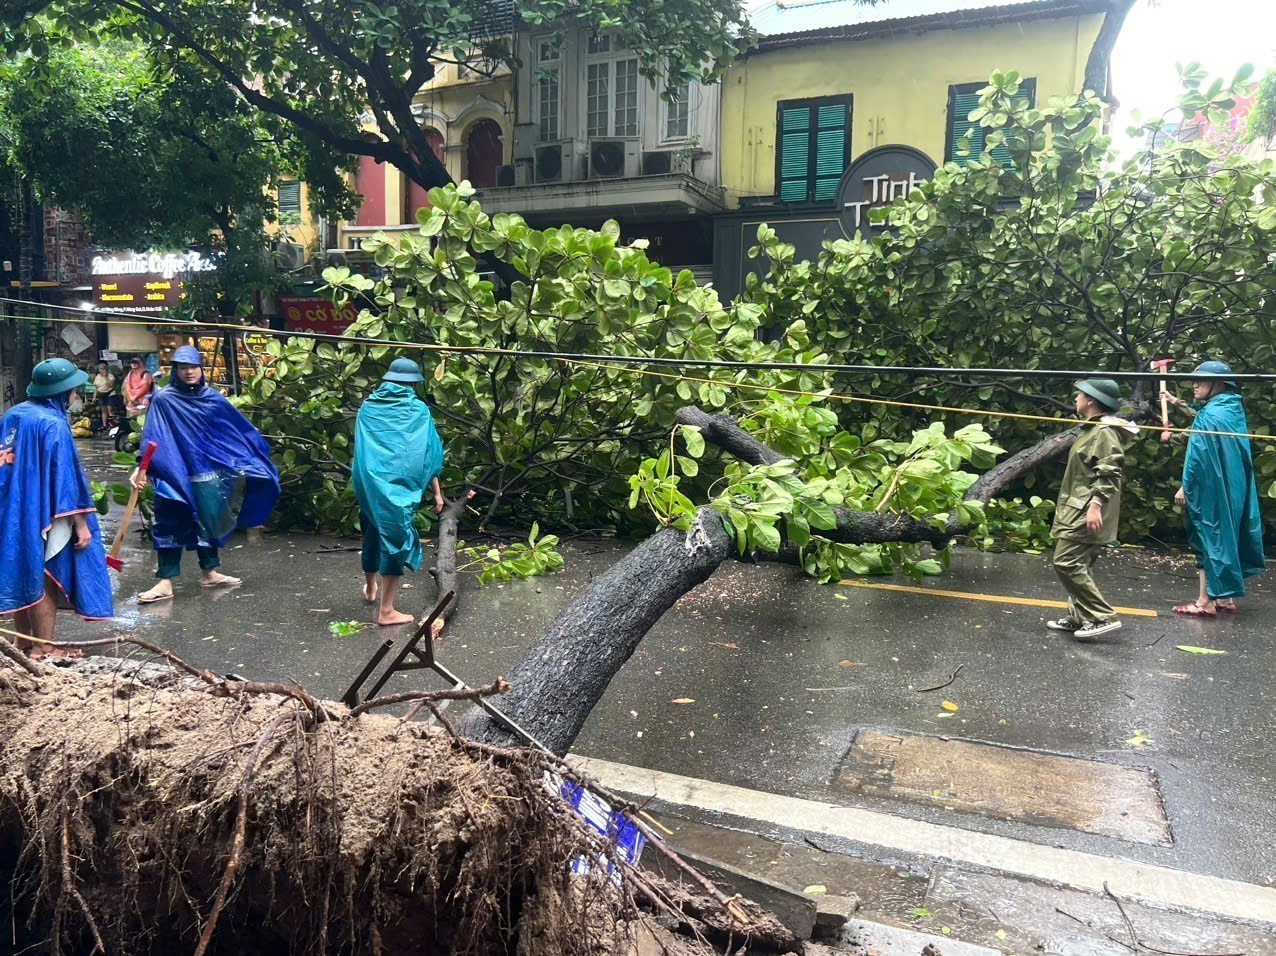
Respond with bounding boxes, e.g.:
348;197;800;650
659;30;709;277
1083;0;1136;103
455;407;1081;754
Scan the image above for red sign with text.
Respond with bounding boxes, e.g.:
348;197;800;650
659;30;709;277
278;295;357;336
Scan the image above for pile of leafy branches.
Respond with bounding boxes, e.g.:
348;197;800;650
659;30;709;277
742;66;1276;543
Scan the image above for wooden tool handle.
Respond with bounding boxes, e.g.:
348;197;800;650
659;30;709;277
1158;367;1170;428
107;441;158;560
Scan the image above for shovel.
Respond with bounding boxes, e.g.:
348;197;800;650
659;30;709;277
106;441;158;572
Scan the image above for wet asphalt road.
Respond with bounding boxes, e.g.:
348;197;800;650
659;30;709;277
44;440;1276;893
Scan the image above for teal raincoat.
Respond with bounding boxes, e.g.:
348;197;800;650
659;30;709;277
1183;391;1265;598
352;383;444;573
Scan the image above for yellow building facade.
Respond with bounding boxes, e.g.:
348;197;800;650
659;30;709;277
722;0;1106;202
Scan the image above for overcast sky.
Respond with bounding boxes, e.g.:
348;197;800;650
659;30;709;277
1109;0;1274;152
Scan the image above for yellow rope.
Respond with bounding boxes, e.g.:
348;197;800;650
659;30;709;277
8;310;1272;443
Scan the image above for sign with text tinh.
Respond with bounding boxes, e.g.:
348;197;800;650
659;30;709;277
835;145;937;238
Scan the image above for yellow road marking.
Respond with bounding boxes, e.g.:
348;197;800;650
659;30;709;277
838;579;1158;617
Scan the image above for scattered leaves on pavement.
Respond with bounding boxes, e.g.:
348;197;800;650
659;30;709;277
802;884;827;895
328;620;369;637
940;700;959;712
671;698;695;705
1126;729;1153;748
709;642;738;649
910;907;932;919
1176;645;1226;656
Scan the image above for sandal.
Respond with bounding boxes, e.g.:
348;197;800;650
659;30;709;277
1216;602;1238;614
1173;602;1216;617
137;587;173;605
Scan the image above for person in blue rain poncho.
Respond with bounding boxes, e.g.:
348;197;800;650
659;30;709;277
130;346;279;604
1161;360;1265;616
0;358;112;657
352;358;445;626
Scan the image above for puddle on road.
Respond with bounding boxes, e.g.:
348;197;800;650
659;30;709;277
835;730;1171;845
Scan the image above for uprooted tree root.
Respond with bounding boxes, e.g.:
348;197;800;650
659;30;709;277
0;650;801;955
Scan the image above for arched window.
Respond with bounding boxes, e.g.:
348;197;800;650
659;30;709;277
464;119;503;189
353;154;387;227
405;127;446;221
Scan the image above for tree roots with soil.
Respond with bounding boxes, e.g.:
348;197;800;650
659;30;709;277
0;649;799;955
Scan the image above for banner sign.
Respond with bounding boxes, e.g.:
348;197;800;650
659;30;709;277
278;295;358;337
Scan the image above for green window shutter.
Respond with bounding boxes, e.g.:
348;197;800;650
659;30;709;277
778;107;811;202
949;92;985;167
777;96;851;203
949;82;1035;168
813;103;848;201
278;180;302;214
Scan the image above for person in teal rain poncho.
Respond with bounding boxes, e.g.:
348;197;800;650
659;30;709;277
1161;361;1265;616
353;358;445;626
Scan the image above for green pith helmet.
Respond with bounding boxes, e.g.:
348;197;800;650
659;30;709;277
382;357;424;384
1192;360;1238;388
1074;378;1121;412
27;358;89;398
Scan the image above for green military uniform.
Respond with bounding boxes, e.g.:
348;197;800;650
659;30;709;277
1051;384;1136;627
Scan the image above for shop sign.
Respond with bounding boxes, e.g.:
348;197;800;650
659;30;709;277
91;250;216;314
835;145;937;237
278;295;358;337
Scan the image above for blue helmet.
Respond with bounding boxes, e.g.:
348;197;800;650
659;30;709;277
27;358;88;397
382;357;424;384
1192;360;1237;388
172;345;203;366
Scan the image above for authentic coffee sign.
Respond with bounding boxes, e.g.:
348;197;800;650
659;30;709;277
91;251;217;314
835;145;937;238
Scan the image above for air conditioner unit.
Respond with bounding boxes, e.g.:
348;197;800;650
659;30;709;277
275;241;306;272
496;164;517;187
589;138;640;179
534;139;583;183
512;123;537;162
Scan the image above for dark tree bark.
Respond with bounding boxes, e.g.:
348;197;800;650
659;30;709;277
456;509;734;754
457;407;1081;753
1083;0;1136;103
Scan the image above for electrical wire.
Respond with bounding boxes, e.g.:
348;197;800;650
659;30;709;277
3;297;1275;382
4;300;1271;440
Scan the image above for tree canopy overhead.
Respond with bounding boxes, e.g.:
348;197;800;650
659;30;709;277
1;0;754;200
0;41;354;315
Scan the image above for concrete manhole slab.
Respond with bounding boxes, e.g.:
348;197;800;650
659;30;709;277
834;730;1170;846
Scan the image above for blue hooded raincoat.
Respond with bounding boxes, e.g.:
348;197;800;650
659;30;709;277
1183;391;1265;598
140;354;279;550
352;383;444;573
0;395;113;618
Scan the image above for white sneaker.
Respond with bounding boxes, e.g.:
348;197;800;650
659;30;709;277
1073;620;1122;641
1046;618;1079;632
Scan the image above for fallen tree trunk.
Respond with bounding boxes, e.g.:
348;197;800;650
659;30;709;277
457;407;1078;752
0;655;799;955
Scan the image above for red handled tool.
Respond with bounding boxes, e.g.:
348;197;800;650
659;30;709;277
106;441;157;572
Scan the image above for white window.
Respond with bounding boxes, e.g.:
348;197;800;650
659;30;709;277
586;41;639;138
536;42;560;142
664;81;690;140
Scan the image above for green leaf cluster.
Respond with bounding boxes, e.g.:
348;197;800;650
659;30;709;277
458;523;564;584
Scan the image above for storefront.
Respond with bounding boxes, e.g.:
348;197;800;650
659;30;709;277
712;145;937;300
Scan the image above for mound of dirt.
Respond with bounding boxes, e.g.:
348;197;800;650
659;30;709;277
0;654;800;955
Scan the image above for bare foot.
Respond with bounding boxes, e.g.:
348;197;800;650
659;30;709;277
378;609;415;627
29;644;84;660
363;582;379;604
138;582;173;604
201;571;242;589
